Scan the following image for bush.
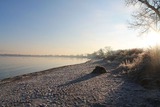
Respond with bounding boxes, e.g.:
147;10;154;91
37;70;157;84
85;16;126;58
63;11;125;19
106;48;143;62
119;46;160;89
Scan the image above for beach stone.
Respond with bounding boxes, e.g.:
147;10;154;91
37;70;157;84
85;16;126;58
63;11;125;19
91;66;107;74
39;103;47;107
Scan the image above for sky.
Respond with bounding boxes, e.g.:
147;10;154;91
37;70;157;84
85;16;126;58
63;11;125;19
0;0;160;55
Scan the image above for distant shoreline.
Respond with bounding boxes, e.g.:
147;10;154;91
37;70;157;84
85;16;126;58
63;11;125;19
0;54;88;58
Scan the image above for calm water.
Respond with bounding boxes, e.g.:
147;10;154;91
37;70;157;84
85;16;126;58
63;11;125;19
0;56;88;80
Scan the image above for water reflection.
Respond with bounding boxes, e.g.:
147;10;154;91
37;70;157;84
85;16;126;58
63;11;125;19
0;56;88;80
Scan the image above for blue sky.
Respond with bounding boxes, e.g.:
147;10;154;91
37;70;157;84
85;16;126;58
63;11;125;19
0;0;159;55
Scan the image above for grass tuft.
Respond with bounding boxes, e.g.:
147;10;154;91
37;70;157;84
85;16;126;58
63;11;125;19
118;46;160;89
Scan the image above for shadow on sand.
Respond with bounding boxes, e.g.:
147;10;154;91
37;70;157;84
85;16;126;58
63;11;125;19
58;73;100;87
102;68;160;107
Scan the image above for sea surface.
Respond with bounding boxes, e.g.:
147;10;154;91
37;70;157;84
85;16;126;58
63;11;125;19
0;56;88;80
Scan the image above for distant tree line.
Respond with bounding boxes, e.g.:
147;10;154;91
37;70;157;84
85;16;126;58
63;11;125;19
86;46;113;59
0;47;113;59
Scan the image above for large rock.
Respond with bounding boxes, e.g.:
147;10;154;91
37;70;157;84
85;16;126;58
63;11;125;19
91;66;107;74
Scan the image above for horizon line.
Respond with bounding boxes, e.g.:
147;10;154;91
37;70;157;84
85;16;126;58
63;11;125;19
0;53;88;58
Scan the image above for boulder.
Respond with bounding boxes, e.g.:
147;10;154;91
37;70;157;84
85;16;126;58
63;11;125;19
91;66;107;74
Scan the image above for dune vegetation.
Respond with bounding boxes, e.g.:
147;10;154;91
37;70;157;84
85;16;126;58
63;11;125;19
90;46;160;89
116;46;160;89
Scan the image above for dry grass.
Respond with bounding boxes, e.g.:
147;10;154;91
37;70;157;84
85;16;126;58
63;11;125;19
147;46;160;72
106;48;143;62
120;56;141;70
118;46;160;89
104;47;160;88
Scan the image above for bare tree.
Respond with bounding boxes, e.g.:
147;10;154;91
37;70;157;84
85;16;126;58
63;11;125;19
126;0;160;35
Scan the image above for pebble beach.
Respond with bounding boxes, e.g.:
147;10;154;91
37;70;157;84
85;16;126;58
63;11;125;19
0;59;160;107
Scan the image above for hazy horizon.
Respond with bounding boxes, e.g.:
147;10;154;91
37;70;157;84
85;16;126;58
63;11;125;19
0;0;160;55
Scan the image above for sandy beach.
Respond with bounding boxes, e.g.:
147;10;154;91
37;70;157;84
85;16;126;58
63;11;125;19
0;59;160;107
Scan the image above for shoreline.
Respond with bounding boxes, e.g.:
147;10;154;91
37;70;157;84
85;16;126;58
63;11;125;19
0;59;160;106
0;60;91;85
0;56;89;81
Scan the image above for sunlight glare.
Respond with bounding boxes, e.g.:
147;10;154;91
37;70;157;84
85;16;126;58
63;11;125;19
143;31;160;47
